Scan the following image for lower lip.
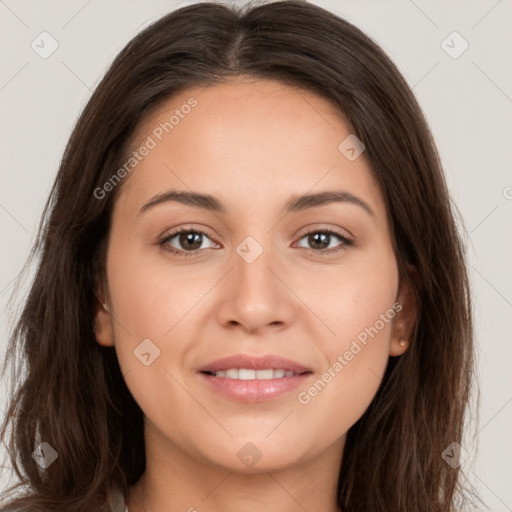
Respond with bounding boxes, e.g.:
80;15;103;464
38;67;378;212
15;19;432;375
198;372;312;403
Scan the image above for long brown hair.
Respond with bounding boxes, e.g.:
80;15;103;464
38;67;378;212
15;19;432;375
1;1;480;510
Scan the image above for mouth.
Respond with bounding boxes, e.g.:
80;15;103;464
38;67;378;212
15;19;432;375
197;353;313;402
201;368;311;379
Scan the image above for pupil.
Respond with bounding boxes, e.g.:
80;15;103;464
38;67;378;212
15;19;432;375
180;232;202;250
310;232;329;249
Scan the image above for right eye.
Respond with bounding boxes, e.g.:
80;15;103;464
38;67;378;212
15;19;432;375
159;228;218;257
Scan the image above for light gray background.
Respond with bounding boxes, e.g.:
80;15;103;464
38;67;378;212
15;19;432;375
1;0;511;510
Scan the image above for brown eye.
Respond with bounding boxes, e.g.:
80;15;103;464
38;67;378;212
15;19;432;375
296;230;352;255
305;232;331;250
176;231;203;251
160;229;216;256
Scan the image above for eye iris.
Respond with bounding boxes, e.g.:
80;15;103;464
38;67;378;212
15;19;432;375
309;232;329;249
180;232;202;250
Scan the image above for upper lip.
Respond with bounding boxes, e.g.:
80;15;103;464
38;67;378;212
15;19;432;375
199;354;312;374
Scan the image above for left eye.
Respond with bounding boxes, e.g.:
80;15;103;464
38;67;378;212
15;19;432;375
296;230;351;252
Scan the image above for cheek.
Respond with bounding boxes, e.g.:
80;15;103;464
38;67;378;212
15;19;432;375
294;253;398;426
105;238;215;410
295;294;394;443
296;246;399;344
106;235;200;337
298;343;389;442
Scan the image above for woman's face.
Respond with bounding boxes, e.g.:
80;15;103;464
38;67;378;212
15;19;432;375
95;77;413;473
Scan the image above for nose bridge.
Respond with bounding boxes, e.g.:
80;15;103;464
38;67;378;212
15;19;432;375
232;234;279;294
216;232;295;331
235;234;267;267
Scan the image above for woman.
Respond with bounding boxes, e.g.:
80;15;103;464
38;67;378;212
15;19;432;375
0;1;480;510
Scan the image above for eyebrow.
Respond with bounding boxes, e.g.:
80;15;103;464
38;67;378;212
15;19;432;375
139;189;375;217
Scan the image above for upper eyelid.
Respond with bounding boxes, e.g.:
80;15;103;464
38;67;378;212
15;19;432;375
295;224;353;240
161;225;219;244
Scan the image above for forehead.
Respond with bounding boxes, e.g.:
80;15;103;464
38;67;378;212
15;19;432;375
115;77;386;222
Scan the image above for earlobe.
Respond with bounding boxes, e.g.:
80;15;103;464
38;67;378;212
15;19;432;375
390;336;409;357
389;266;418;357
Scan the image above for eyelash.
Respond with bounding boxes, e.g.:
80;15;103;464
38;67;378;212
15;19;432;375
158;227;354;258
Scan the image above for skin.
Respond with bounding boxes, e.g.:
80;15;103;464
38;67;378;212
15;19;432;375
94;77;416;512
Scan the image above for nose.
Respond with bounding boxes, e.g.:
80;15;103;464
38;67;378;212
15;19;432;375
215;239;297;334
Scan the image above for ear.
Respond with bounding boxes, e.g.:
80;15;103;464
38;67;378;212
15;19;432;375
389;265;418;357
93;280;114;347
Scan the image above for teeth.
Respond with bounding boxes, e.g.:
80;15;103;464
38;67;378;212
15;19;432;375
210;368;299;379
225;369;238;379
